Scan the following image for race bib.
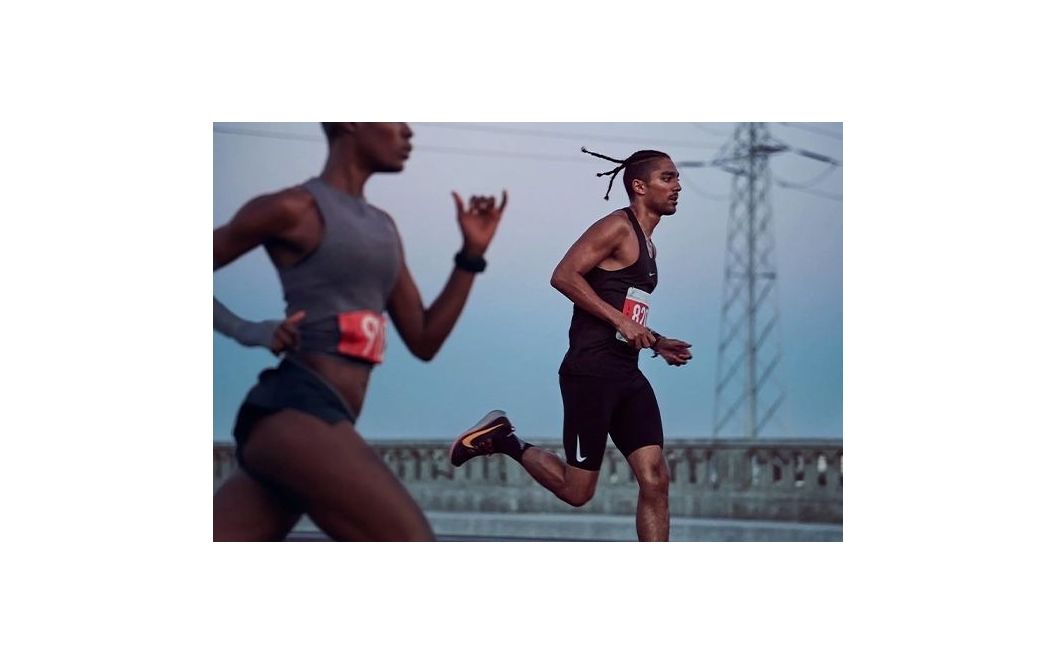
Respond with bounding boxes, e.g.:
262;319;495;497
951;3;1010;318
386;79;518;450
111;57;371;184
337;310;386;363
616;287;650;343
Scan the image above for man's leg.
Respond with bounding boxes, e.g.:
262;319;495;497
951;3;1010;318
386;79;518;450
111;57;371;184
519;447;599;507
612;372;669;541
625;445;670;541
451;374;611;507
450;410;601;506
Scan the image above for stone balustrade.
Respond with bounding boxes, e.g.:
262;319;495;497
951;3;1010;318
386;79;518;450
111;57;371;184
214;438;842;524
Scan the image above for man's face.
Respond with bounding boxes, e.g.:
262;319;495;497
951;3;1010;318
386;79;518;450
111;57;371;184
638;158;681;215
356;122;414;172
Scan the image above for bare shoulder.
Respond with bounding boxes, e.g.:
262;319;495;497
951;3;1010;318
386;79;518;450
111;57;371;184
233;185;316;233
266;185;316;219
583;209;634;242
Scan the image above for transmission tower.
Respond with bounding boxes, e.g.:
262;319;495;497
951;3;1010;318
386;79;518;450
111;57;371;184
711;122;787;439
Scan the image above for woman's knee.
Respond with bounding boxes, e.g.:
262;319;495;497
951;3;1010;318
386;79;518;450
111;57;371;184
318;510;435;542
213;470;300;541
386;516;436;542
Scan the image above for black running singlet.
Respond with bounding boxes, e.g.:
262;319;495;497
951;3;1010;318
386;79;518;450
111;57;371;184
558;208;658;378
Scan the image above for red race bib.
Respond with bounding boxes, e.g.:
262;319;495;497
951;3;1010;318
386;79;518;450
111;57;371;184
337;310;386;363
616;287;651;343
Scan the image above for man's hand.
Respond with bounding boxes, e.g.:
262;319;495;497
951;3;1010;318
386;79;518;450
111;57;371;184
655;337;693;366
270;310;306;355
452;190;508;256
616;316;657;350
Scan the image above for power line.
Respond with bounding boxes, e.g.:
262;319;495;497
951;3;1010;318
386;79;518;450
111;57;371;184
778;122;843;140
680;143;841;173
213;125;589;164
770;140;842;167
416;122;723;150
774;181;843;202
771;163;839;188
214;125;321;143
412;144;585;164
691;122;735;138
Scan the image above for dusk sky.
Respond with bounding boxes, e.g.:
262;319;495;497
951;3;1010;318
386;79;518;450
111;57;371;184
213;122;842;441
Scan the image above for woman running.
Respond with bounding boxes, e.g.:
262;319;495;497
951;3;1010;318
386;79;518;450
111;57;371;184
213;122;507;541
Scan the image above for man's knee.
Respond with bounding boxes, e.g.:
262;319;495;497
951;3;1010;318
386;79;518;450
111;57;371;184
562;483;596;507
637;458;670;495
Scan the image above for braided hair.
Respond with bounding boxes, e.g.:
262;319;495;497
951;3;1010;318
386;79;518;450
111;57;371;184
581;147;671;200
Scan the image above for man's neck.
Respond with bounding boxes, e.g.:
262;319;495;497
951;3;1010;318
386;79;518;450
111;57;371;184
629;200;661;236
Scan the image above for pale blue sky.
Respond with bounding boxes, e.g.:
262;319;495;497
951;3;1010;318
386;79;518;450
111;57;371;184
213;122;842;441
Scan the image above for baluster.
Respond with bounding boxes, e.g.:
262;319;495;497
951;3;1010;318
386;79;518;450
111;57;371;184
772;449;790;488
793;452;806;488
604;450;619;484
749;449;763;488
686;448;703;485
621;449;636;483
816;453;829;490
665;448;680;485
837;450;843;489
432;449;454;481
801;450;820;491
707;449;721;490
399;448;414;480
733;448;752;490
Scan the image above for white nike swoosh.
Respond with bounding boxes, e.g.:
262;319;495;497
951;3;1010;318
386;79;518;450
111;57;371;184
648;273;656;277
575;435;587;463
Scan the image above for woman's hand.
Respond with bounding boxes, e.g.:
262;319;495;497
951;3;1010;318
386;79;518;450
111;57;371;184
452;190;508;256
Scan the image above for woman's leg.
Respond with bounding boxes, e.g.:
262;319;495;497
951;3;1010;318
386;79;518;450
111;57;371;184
213;468;303;541
240;409;435;541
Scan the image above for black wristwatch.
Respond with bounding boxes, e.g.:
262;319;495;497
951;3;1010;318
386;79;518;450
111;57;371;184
454;250;487;273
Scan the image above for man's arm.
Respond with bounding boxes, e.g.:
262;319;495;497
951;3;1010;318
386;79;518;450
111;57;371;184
550;215;656;349
653;336;693;366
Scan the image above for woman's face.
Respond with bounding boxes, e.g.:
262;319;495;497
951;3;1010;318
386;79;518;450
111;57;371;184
356;122;413;172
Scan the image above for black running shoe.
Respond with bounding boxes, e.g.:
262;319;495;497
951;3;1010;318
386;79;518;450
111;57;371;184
450;410;515;467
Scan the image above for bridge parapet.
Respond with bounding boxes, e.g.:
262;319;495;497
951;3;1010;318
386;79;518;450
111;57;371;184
214;438;841;523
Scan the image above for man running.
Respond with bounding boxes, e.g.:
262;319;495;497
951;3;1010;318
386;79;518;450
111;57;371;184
451;148;691;541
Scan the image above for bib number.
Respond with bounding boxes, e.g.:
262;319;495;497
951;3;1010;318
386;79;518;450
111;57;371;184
616;287;650;343
337;310;386;363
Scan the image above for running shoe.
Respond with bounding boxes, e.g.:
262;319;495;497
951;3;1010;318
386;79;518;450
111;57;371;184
449;409;515;467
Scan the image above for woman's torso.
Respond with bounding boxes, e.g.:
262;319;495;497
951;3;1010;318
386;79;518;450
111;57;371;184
265;177;402;415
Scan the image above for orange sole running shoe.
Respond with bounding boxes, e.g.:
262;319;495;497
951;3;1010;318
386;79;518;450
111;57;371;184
450;410;515;467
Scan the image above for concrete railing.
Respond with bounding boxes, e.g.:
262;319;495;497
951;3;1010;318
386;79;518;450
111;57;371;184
214;438;842;524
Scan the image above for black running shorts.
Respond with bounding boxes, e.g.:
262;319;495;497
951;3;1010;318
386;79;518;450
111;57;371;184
233;359;358;477
558;370;663;471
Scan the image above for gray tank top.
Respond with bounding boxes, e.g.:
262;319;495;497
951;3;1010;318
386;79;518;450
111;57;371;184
281;177;402;364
